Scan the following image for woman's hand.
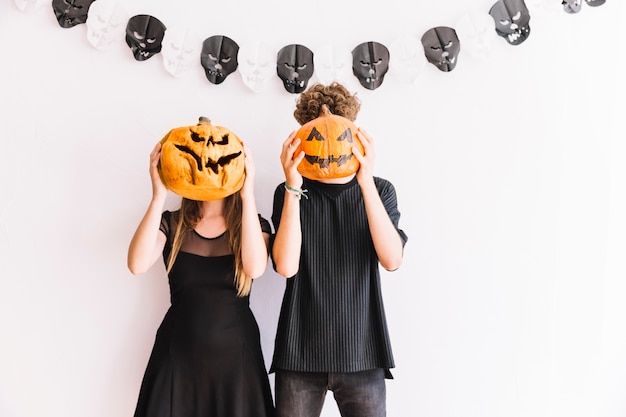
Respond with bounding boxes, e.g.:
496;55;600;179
149;142;168;201
353;128;375;185
280;131;305;189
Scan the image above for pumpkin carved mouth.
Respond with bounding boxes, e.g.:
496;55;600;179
304;153;353;168
174;145;242;174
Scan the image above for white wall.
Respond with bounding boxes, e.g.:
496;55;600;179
1;1;625;416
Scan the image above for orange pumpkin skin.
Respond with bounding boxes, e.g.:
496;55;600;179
158;117;245;201
294;105;363;180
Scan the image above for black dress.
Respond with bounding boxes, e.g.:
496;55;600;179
133;211;275;417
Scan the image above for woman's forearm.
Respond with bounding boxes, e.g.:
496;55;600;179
240;194;269;278
127;196;167;275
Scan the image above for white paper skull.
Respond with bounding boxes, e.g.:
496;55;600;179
314;44;353;86
238;41;275;93
456;11;496;62
161;26;202;78
86;0;129;51
13;0;47;13
388;36;426;84
525;0;562;16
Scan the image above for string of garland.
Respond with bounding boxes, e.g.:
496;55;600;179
16;0;608;94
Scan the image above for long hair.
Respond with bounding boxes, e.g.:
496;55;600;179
165;193;251;297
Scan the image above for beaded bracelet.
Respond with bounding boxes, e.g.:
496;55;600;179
284;183;308;200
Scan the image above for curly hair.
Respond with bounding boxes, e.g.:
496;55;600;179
293;82;361;125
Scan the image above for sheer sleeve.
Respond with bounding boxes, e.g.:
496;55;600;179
258;214;272;235
159;211;172;239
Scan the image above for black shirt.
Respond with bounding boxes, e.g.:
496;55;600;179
270;176;408;377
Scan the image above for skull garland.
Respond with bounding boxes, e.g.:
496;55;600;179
125;15;167;61
351;41;390;90
85;0;129;50
489;0;531;46
238;41;276;93
52;0;96;28
562;0;583;13
161;26;202;78
276;44;315;94
421;27;461;72
158;117;245;201
200;35;240;85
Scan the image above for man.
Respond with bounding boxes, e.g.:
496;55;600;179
270;82;408;417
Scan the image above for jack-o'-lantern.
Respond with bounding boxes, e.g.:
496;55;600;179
158;117;245;201
294;105;363;180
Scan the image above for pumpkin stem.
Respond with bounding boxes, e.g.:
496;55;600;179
320;104;332;117
198;116;211;125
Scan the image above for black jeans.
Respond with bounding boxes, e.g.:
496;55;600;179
275;369;386;417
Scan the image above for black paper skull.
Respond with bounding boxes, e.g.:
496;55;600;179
276;44;314;94
562;0;583;13
489;0;531;46
200;35;240;85
421;27;461;72
351;41;390;90
125;15;167;61
52;0;96;28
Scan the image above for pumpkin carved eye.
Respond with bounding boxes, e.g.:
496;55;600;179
305;127;353;143
190;130;229;145
294;105;363;180
158;117;246;201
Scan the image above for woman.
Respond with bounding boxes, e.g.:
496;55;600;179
127;141;275;417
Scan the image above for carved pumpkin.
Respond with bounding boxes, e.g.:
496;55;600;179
294;105;363;180
158;117;245;201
